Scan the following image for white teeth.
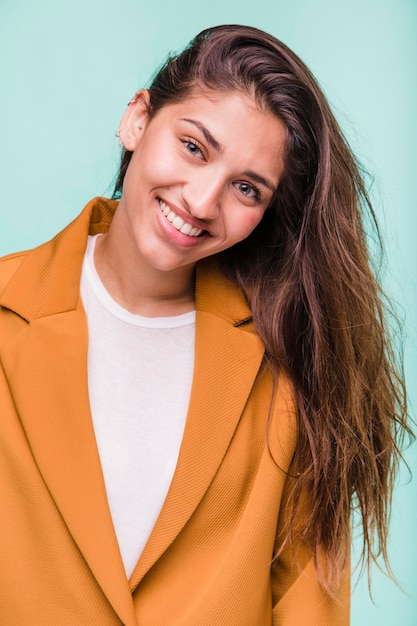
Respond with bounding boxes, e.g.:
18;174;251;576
179;222;192;235
160;202;170;216
159;200;203;237
172;216;184;229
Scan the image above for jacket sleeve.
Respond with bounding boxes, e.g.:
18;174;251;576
270;478;350;626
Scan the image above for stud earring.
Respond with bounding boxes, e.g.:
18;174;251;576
138;124;142;130
115;128;123;148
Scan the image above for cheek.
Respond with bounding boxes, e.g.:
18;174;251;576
231;210;265;243
125;135;176;187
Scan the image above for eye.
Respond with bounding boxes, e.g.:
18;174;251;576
233;181;261;201
182;138;205;159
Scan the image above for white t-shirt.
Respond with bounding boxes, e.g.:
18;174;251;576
80;235;195;578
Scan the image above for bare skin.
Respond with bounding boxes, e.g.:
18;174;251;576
95;88;287;317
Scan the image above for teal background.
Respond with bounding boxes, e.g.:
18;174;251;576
0;1;415;623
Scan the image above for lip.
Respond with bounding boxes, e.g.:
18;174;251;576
156;197;212;246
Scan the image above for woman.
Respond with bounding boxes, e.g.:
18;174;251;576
0;24;410;625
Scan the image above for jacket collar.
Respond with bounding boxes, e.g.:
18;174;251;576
0;197;117;321
0;197;265;618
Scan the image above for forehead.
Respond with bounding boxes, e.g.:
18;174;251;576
173;85;265;115
156;87;285;139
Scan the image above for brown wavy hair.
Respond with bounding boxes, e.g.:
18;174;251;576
113;24;411;595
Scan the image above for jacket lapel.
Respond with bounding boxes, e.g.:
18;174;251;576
130;261;265;588
0;199;137;626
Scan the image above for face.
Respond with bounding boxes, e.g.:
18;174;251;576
116;89;287;276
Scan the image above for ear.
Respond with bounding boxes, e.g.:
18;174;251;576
118;89;150;151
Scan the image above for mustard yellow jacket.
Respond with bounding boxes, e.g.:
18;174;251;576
0;198;349;625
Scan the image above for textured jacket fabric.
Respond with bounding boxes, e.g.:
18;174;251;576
0;197;349;625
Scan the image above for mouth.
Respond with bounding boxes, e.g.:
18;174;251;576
158;199;208;237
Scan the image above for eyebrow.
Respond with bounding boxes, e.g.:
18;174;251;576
242;170;275;193
181;118;276;193
181;118;221;152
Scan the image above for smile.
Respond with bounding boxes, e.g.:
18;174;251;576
158;199;204;237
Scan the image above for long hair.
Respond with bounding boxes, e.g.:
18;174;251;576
113;25;411;594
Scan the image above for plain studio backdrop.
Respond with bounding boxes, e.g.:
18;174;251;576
0;1;416;623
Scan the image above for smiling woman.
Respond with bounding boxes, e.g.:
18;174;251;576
0;24;411;626
95;89;286;316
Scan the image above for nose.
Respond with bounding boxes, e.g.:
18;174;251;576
181;169;223;221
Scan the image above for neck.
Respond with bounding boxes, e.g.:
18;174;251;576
94;226;196;318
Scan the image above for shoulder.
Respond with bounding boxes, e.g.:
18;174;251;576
0;197;116;326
